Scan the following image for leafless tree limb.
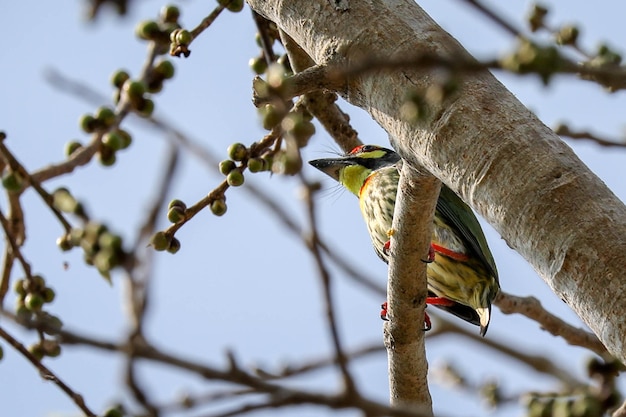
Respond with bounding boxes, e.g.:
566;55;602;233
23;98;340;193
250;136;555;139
495;292;610;358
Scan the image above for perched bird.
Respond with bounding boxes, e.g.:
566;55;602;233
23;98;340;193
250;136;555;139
309;145;500;336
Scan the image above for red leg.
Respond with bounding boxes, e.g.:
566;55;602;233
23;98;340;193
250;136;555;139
423;309;432;331
382;240;391;256
421;244;436;263
380;302;388;321
381;301;435;331
426;296;456;307
431;243;470;262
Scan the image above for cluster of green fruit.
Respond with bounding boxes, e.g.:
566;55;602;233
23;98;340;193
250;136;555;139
54;188;126;280
216;142;277;211
13;275;63;359
135;5;183;55
14;275;55;315
525;394;604;417
150;228;181;254
76;105;132;167
58;222;126;280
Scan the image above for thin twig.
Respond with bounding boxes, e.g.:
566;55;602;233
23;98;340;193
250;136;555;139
554;123;626;148
458;0;523;38
0;207;33;278
300;174;357;396
430;318;587;388
0;326;96;416
0;140;72;233
189;4;226;40
252;11;278;63
495;291;610;358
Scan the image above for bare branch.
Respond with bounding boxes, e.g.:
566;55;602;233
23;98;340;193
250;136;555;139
555;123;626;149
300;175;357;395
385;162;439;414
0;326;96;416
495;292;610;358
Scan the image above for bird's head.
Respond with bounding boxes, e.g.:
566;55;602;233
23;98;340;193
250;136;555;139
309;145;400;196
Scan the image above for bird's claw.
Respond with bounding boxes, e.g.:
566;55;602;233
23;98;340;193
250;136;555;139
382;240;391;256
380;302;389;321
421;244;436;263
423;309;432;331
382;301;432;331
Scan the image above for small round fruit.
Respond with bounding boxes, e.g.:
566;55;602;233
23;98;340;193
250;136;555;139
167;237;181;254
219;159;236;175
2;172;23;192
111;70;130;89
167;206;185;223
95;106;116;128
136;20;161;40
56;235;74;251
137;98;155;118
31;275;46;290
210;199;227;216
226;170;244;187
25;293;45;311
122;80;146;101
261;104;282;130
41;287;56;303
150;232;170;251
41;314;64;334
227;142;247;161
13;278;26;296
218;0;244;12
168;199;187;210
247;157;264;173
99;146;117;167
160;5;180;23
103;406;124;417
79;114;97;133
64;141;83;157
175;29;192;45
116;129;132;149
98;232;122;250
249;56;268;75
102;131;124;151
42;340;62;357
154;60;175;79
28;343;45;360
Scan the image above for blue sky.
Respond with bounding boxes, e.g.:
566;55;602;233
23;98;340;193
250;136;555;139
1;1;625;416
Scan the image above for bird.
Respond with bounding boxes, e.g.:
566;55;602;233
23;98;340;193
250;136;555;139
309;144;500;336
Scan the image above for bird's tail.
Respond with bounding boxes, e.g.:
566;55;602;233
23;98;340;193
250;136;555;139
476;305;492;337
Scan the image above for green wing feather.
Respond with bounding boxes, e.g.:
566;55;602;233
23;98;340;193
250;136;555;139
436;185;499;282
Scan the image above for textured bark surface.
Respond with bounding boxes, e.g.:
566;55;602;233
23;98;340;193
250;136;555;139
384;163;439;415
246;0;626;364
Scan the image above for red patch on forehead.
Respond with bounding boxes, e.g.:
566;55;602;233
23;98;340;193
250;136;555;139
349;145;365;154
349;145;379;155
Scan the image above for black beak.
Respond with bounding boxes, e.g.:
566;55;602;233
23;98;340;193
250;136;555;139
308;158;351;182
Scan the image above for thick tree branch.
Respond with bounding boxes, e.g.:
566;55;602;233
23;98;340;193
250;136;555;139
246;0;626;363
384;162;439;415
